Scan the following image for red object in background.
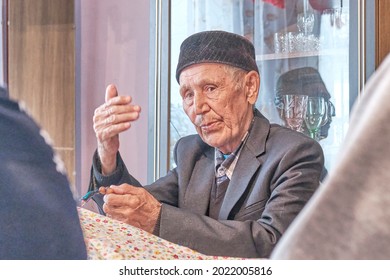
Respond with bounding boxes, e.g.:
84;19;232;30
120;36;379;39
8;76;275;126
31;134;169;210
262;0;342;11
262;0;285;9
309;0;342;11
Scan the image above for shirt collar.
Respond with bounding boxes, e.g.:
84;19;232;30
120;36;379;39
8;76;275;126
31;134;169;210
214;117;254;179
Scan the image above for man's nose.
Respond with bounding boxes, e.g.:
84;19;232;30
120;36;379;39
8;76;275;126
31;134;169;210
194;92;209;115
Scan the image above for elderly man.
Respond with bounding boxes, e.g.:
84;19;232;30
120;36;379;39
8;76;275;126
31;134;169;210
89;30;324;258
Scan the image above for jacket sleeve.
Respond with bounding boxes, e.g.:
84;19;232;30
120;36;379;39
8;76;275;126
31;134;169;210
88;150;142;213
88;149;180;213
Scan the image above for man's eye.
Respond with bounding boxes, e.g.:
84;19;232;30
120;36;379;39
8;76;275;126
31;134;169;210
204;86;218;99
205;86;216;93
183;92;194;104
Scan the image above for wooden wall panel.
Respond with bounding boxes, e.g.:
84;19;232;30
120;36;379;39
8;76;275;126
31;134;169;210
377;0;390;66
8;0;75;187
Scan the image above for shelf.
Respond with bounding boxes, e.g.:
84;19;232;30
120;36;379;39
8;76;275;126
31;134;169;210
256;48;348;61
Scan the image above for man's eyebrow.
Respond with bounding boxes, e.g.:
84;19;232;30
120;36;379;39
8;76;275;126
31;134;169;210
179;77;219;92
179;85;189;93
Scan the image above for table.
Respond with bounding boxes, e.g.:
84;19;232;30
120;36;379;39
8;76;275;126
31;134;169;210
78;207;239;260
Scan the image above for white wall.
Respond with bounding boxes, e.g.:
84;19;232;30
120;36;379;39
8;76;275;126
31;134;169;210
75;0;150;196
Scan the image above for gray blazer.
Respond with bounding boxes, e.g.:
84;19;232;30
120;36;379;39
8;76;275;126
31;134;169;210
90;109;324;258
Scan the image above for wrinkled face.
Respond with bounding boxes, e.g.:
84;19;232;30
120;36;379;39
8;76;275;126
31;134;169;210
179;63;259;154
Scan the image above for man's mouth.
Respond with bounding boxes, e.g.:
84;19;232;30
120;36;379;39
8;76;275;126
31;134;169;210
199;120;220;132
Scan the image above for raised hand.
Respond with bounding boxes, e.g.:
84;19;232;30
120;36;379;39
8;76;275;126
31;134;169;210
93;84;141;174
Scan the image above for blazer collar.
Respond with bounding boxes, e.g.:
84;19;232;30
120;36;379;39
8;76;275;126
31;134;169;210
183;139;215;215
245;109;270;157
218;109;270;219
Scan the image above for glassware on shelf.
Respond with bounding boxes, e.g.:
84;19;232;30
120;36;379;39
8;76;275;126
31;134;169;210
290;32;320;53
323;8;345;28
287;32;300;53
281;94;308;132
304;96;328;140
304;34;320;52
274;32;288;53
297;12;315;34
274;31;320;54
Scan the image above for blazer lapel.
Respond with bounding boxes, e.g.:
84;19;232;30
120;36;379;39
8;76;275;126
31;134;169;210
218;110;269;220
183;146;215;215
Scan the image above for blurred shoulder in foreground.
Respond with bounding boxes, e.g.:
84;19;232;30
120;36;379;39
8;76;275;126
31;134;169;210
0;86;87;259
271;54;390;260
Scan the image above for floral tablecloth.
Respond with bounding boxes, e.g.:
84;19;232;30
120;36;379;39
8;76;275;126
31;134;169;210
78;207;237;260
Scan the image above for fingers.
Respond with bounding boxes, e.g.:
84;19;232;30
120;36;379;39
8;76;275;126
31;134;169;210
93;111;137;140
101;184;162;232
104;84;135;107
102;192;143;223
103;190;143;208
99;184;139;195
107;184;143;195
105;84;118;102
103;203;130;222
99;186;114;195
93;85;141;143
94;98;141;122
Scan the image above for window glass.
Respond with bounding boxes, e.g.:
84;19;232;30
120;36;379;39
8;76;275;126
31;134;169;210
170;0;352;173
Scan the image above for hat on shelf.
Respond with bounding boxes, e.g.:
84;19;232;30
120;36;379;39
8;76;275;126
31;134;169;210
276;67;331;100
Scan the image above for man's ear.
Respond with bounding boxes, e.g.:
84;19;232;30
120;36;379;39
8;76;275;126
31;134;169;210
245;71;260;105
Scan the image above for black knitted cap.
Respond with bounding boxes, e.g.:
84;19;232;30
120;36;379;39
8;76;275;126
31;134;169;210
176;30;259;83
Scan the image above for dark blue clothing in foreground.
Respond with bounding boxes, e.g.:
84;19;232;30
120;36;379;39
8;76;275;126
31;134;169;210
0;87;87;259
